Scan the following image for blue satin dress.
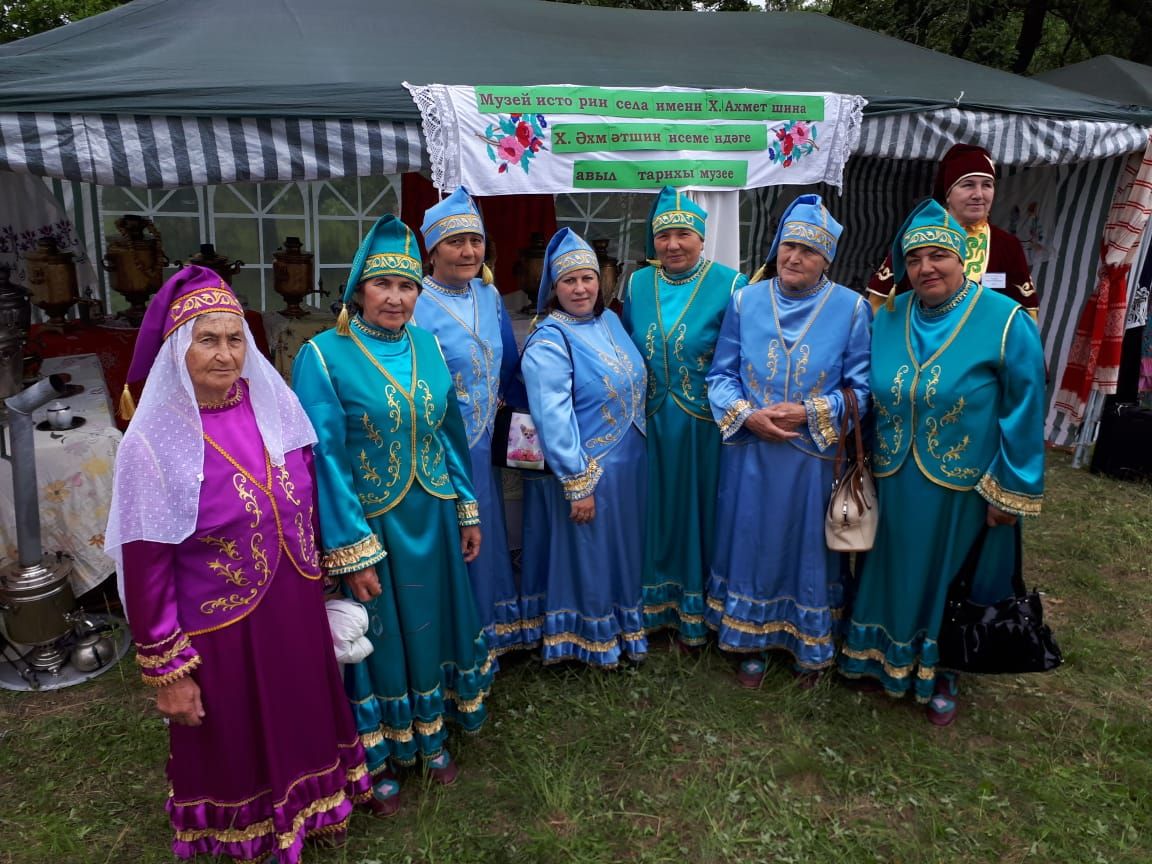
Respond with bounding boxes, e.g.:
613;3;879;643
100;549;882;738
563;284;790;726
838;282;1046;699
705;277;872;669
519;309;649;667
413;276;530;656
292;316;494;770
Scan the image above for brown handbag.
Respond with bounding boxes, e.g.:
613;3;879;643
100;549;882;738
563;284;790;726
824;388;878;552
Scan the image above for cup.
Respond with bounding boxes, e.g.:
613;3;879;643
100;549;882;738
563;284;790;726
46;401;73;429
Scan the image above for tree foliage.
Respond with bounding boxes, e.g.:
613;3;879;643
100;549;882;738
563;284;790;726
0;0;131;44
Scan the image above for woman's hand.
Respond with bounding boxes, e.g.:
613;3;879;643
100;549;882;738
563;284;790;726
345;565;383;601
570;495;596;524
744;408;800;441
157;676;205;726
986;505;1018;527
460;525;482;563
765;402;807;431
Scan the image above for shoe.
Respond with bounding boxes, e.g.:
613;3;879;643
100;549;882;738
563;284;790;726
426;750;459;786
367;773;401;818
791;665;820;690
736;657;766;689
927;671;959;727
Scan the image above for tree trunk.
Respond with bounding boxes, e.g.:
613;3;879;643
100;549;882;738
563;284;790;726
1012;0;1050;73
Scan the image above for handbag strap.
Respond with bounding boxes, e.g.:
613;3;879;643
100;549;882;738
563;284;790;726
947;522;1028;602
832;388;865;484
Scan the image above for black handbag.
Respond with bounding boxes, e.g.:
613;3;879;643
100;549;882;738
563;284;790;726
937;524;1062;674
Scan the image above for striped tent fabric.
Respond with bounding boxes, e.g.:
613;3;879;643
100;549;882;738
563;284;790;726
0;114;425;188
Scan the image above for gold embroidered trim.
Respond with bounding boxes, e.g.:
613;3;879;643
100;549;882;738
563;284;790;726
140;653;202;687
443;687;490;714
174;790;348;850
706;606;833;646
362;726;414;747
456;499;481;527
718;399;753;437
321;534;385;574
196;383;245;410
135;633;193;669
413;717;445;736
976;473;1043;517
542;632;624;653
839;646;936;681
806;395;838;450
136;629;182;651
560;456;602;501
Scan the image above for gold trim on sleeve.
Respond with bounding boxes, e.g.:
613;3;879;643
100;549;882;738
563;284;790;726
718;399;753;439
456;499;481;527
134;632;192;669
976;473;1043;517
140;653;202;687
805;395;838;451
321;534;386;575
560;456;603;501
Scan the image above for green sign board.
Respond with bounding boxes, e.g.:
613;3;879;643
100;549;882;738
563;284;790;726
572;160;749;189
552;123;768;153
475;85;824;122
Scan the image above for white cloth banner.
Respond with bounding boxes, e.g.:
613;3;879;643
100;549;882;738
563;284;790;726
406;83;866;196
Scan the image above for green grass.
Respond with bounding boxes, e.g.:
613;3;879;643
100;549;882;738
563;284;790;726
2;453;1150;864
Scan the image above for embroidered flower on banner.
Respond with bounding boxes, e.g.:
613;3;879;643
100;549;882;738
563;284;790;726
768;121;818;169
481;114;548;175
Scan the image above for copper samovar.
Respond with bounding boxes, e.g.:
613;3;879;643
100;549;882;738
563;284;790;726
271;237;315;317
102;216;168;325
25;238;79;328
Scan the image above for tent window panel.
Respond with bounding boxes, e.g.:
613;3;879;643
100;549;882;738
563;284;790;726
158;187;201;213
318;180;357;216
360;176;400;217
228;268;262;313
215;184;259;215
319;265;349;300
317;219;361;267
269;184;306;216
151;216;204;267
213;218;260;272
101;187;147;212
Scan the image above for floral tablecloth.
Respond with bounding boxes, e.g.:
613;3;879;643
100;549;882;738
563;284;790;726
263;306;338;383
0;354;120;596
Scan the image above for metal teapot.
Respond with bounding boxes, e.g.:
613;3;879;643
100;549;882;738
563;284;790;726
68;615;118;673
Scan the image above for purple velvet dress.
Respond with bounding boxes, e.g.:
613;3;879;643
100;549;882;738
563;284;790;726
121;383;371;863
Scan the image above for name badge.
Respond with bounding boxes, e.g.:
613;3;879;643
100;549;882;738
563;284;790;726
982;272;1007;290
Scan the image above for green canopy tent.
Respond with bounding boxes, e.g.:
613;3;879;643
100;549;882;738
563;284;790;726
2;0;1151;443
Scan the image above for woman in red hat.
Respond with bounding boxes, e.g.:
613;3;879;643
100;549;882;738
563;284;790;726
867;143;1038;320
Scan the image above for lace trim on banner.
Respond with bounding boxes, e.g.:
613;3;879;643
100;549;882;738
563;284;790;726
404;82;459;191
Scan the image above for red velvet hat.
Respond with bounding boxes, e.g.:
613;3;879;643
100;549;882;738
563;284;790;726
932;144;997;203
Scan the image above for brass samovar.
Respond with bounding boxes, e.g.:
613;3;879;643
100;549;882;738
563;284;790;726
592;238;621;307
271;237;315;317
182;243;243;285
102;216;168;325
25;239;79;328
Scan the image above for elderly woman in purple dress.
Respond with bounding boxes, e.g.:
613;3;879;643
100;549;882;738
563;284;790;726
106;266;372;863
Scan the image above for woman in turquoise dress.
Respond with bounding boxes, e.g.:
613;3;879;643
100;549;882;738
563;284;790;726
838;199;1046;726
520;228;649;667
292;215;493;810
705;195;871;687
413;186;530;656
622;186;747;649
